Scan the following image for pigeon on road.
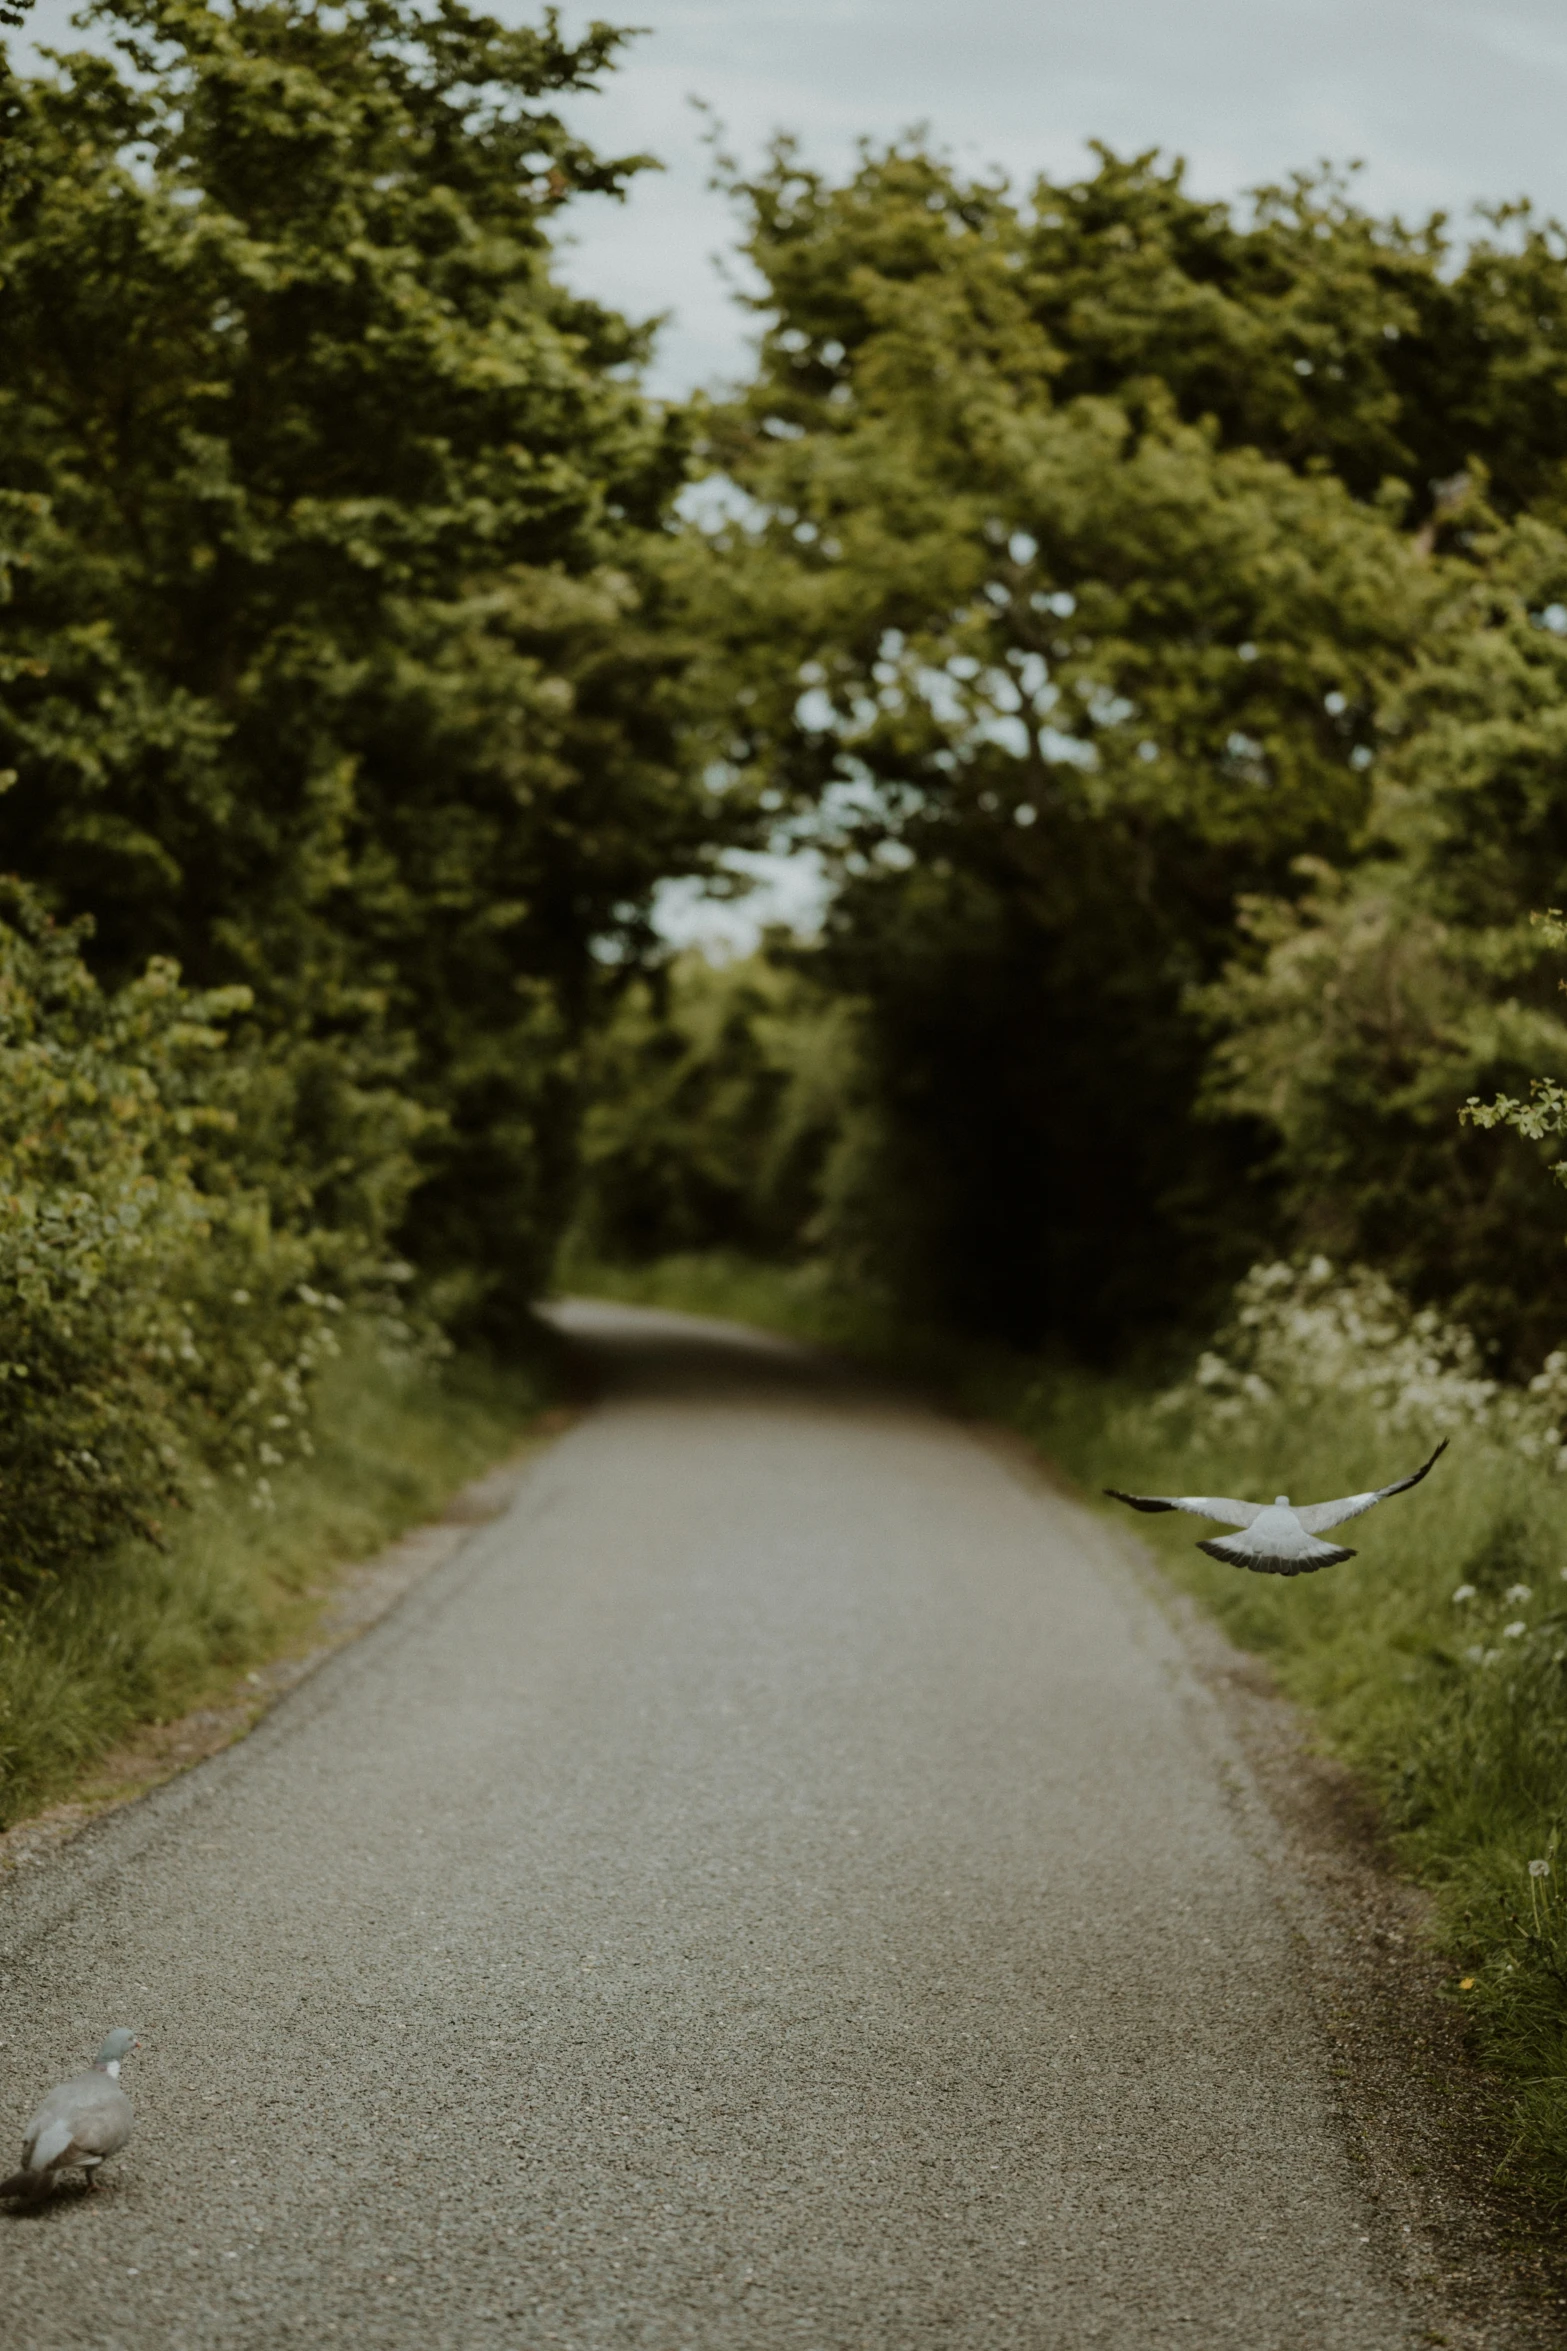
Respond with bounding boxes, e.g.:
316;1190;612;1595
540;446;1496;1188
0;2029;140;2202
1104;1440;1448;1576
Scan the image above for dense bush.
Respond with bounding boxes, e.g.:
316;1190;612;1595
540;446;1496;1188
0;883;359;1594
1198;504;1567;1370
566;948;862;1269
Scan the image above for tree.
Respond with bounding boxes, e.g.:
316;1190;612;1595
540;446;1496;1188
0;880;352;1592
567;945;858;1268
686;141;1469;1346
0;0;729;1335
1204;503;1567;1370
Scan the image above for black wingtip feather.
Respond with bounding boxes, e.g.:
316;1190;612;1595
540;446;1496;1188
1104;1488;1174;1513
1390;1438;1450;1497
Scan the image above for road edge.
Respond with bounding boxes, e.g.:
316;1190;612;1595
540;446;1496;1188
967;1417;1567;2351
0;1412;577;1890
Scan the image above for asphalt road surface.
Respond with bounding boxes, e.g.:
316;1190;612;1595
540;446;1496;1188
0;1300;1426;2349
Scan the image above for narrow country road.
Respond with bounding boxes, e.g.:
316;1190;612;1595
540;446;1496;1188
1;1301;1428;2348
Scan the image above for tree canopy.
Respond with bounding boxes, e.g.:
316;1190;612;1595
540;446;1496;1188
9;20;1567;1602
633;140;1567;1362
0;0;734;1342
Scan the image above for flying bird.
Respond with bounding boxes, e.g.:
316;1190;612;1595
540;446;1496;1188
0;2029;140;2202
1104;1440;1448;1576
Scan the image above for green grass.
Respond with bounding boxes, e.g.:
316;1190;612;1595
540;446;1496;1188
0;1327;550;1831
574;1249;1567;2197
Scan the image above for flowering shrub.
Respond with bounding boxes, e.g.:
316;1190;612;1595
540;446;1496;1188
1152;1254;1567;1462
0;887;352;1592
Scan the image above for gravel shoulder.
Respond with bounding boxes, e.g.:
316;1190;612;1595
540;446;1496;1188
0;1300;1546;2348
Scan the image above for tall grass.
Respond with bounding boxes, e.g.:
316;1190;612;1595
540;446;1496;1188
0;1329;547;1829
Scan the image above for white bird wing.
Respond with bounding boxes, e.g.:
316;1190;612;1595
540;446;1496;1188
1103;1489;1262;1529
23;2110;75;2173
1294;1440;1449;1535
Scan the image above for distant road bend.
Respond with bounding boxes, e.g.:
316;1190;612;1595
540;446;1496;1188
0;1299;1430;2347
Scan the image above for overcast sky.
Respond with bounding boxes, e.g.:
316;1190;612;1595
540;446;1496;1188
545;0;1567;398
16;0;1567;396
15;0;1567;946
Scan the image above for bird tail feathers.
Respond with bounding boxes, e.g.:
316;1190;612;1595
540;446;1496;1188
1197;1536;1356;1576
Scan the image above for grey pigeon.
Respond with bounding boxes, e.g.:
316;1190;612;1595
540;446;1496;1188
0;2029;140;2201
1104;1440;1448;1576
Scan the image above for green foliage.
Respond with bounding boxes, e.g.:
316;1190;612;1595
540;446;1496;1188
1464;908;1567;1231
0;881;359;1594
0;1;734;1805
1201;507;1567;1368
1198;865;1567;1370
686;142;1463;1345
0;0;727;1337
564;946;863;1269
670;139;1567;1354
0;0;722;1613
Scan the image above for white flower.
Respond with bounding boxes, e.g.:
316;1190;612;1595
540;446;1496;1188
1530;1859;1552;1878
1452;1584;1477;1604
1503;1620;1528;1639
1505;1583;1533;1604
1464;1644;1486;1663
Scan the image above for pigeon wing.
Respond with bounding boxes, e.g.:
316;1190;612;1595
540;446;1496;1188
21;2076;131;2174
1103;1490;1262;1529
64;2083;132;2160
1295;1440;1449;1536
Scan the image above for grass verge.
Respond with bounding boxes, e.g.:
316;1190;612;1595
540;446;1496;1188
0;1326;551;1833
573;1249;1567;2200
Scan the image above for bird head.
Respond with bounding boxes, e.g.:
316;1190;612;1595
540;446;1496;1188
1275;1494;1290;1507
94;2029;141;2072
